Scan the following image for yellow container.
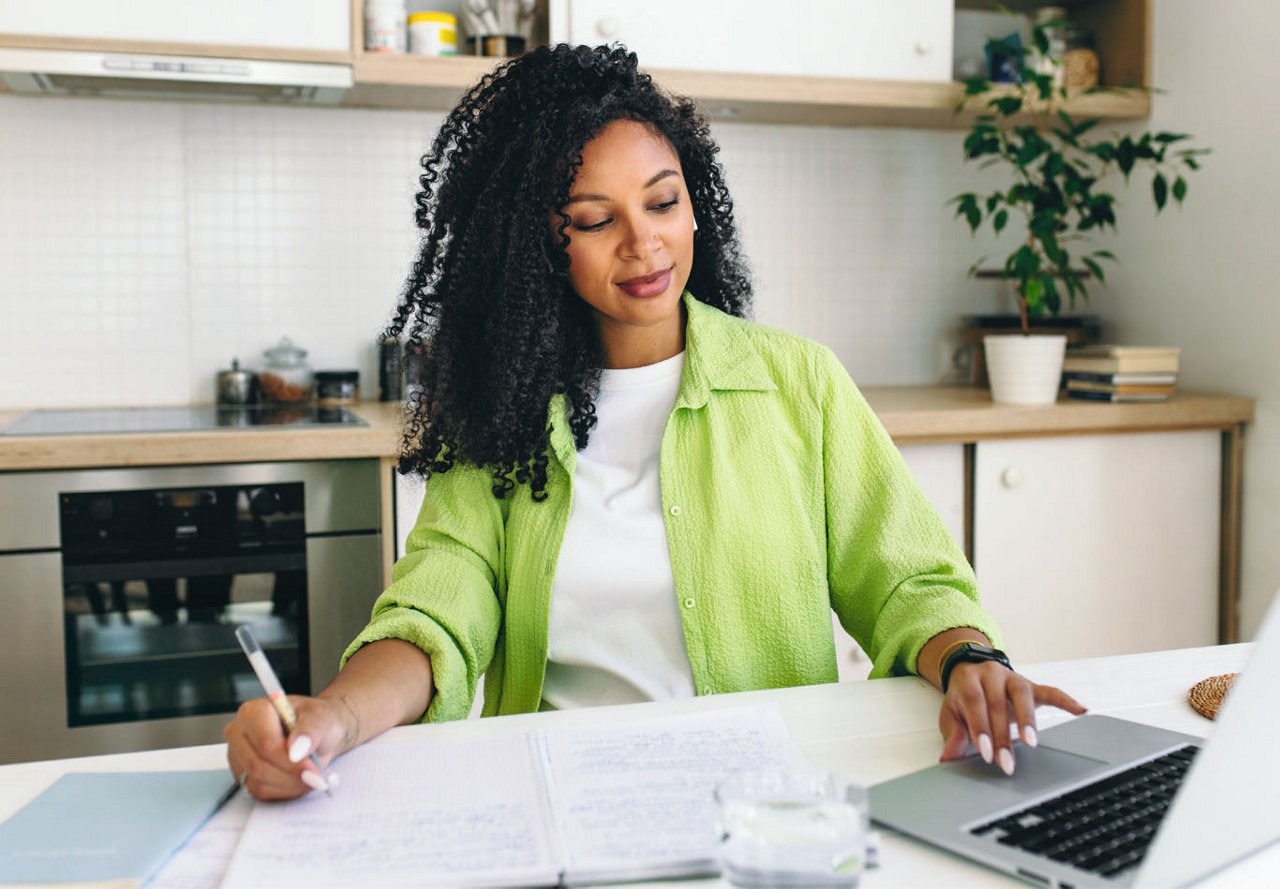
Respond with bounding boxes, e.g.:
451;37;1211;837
408;12;457;56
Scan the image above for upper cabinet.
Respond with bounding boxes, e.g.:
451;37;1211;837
549;0;953;82
0;0;351;58
0;0;1152;129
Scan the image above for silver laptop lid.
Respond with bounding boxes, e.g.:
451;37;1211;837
1136;592;1280;887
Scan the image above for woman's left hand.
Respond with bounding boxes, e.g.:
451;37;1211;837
938;661;1087;775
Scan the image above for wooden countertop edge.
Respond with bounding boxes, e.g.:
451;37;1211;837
0;390;1256;470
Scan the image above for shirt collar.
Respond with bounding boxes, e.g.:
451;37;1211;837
548;290;774;469
676;290;775;410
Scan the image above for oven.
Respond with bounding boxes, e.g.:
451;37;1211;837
0;460;382;765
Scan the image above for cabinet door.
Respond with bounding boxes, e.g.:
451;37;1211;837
0;0;350;52
973;431;1220;664
549;0;949;80
898;443;966;553
802;0;952;81
553;0;803;75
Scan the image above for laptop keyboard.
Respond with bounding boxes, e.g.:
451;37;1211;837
969;745;1199;879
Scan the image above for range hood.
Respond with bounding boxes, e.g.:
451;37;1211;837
0;47;351;104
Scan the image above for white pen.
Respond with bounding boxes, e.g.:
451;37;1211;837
234;624;335;796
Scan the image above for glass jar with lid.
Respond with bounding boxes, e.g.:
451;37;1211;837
1031;6;1099;90
259;337;313;403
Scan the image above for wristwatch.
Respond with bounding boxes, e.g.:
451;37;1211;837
940;642;1013;693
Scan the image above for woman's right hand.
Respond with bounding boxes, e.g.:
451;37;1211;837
224;695;351;801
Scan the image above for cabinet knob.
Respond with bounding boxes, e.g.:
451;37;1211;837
1001;466;1025;490
596;16;619;39
914;41;933;56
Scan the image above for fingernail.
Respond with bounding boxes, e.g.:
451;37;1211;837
1023;725;1039;748
998;748;1016;776
978;733;994;764
288;735;313;763
300;770;330;793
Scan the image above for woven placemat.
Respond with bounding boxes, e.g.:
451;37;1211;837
1189;673;1239;719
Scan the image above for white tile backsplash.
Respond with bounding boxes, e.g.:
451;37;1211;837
0;94;1011;409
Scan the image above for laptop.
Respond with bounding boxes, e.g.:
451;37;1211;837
870;594;1280;887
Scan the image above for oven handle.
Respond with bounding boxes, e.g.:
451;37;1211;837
62;551;307;584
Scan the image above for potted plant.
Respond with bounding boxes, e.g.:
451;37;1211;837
951;16;1207;405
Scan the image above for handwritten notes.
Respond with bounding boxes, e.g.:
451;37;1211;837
220;735;560;888
541;707;800;882
219;704;799;888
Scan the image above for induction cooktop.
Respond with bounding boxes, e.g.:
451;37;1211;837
0;405;367;436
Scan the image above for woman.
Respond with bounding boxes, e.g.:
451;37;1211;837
226;44;1083;800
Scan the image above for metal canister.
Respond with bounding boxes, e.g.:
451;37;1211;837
216;358;259;405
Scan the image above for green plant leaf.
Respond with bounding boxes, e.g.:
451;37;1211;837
1033;25;1050;56
1043;275;1062;314
1173;176;1188;204
954;193;982;231
990;95;1023;116
1093;249;1117;260
1116;138;1136;178
1090;142;1116;162
1153;173;1168;211
993;209;1009;233
1009;244;1041;281
1082;255;1106;283
1154;132;1191;143
1033;73;1054;101
1072;117;1101;139
1022;275;1045;314
963;77;993;96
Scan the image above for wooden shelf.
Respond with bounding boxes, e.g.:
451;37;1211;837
0;0;1152;128
342;53;1149;128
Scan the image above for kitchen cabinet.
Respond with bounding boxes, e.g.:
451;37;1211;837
0;0;1152;127
972;431;1221;664
0;0;350;59
343;0;1150;126
549;0;953;82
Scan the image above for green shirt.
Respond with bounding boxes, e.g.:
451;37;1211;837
343;292;1001;722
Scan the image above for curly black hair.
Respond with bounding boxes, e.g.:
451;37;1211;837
387;43;752;501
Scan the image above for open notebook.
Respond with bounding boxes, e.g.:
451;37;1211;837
221;704;801;888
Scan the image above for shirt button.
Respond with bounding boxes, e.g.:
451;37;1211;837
684;597;696;608
669;505;682;516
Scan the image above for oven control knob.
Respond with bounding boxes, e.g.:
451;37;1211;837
250;488;282;517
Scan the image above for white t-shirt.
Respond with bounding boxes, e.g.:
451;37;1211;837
541;351;695;710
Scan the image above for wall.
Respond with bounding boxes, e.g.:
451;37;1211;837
0;95;1011;408
0;7;1272;636
1101;0;1280;638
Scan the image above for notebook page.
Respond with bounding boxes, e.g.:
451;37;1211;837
538;704;802;884
150;790;252;889
219;734;559;889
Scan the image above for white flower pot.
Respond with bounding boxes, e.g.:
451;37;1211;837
983;334;1067;405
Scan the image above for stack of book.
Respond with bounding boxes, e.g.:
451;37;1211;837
1062;346;1181;403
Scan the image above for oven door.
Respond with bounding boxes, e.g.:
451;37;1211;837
0;460;382;766
0;536;381;765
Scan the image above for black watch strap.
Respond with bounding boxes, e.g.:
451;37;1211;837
940;642;1013;693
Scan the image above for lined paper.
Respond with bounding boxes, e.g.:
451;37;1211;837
220;734;559;889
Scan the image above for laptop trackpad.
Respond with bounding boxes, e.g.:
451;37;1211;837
948;745;1107;800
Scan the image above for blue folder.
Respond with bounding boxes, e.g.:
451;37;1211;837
0;770;236;886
